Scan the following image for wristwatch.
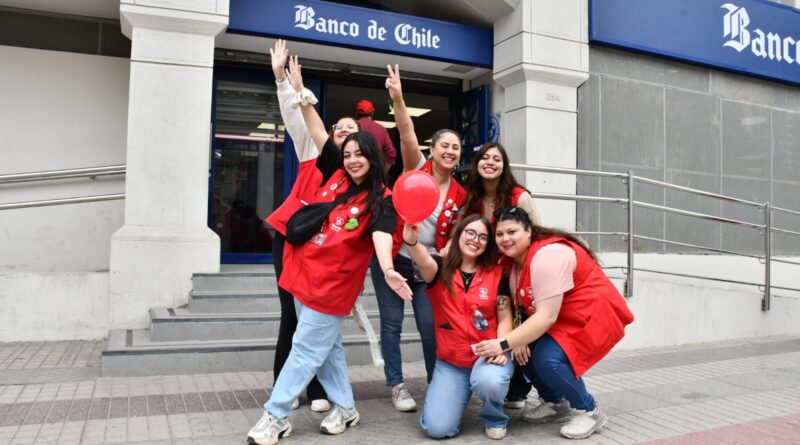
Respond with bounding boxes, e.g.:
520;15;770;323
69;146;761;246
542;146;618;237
499;338;510;353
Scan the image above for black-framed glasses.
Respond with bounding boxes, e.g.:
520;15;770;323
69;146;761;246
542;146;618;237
463;228;489;244
331;124;358;132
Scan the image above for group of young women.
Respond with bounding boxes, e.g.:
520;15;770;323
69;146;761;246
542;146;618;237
247;40;634;445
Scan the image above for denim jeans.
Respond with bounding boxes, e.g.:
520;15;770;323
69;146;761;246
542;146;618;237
370;255;436;385
264;300;353;419
271;233;327;401
420;358;513;438
517;334;596;411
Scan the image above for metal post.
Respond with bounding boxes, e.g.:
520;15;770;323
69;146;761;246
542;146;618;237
625;170;634;298
763;202;771;311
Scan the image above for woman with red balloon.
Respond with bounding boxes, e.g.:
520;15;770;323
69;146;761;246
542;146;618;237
247;51;412;445
368;63;467;412
402;214;514;440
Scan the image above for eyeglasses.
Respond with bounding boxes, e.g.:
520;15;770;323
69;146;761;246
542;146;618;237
463;228;489;244
332;124;358;132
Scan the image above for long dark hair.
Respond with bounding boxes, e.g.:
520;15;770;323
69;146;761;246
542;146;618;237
342;132;387;218
441;214;497;296
464;143;527;215
494;206;600;264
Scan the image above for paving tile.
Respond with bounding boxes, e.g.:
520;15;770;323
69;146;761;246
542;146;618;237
164;394;186;415
108;397;128;418
128;396;147;417
146;395;166;416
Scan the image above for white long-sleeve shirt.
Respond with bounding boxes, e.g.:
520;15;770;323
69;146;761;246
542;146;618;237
276;78;318;162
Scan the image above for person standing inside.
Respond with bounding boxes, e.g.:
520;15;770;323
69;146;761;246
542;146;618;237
356;99;396;172
403;215;515;440
473;208;635;440
368;64;466;412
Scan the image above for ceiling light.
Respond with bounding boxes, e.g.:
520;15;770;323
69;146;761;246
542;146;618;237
257;123;276;130
389;107;431;117
374;120;396;128
278;125;285;131
249;132;276;137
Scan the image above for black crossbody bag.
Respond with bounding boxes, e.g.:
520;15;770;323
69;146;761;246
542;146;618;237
285;185;360;245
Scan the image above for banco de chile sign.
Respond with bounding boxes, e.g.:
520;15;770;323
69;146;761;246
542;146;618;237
590;0;800;85
228;0;493;68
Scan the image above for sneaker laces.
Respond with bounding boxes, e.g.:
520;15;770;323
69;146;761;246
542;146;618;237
393;384;412;401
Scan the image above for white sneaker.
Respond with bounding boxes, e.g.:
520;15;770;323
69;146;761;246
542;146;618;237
503;397;526;409
246;411;292;445
391;383;417;412
522;399;572;423
320;405;360;435
310;399;331;412
290;398;299;410
485;425;507;440
560;406;607;439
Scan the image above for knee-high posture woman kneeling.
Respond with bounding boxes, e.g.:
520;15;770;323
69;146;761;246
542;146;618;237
403;214;514;440
474;207;634;440
246;53;412;445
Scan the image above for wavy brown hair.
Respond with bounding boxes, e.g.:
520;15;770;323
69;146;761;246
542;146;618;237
494;206;601;264
463;143;527;215
441;214;497;296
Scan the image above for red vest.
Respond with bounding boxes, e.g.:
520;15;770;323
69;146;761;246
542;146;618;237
465;185;527;223
279;169;390;316
266;160;322;235
428;265;505;368
392;160;466;256
514;237;634;377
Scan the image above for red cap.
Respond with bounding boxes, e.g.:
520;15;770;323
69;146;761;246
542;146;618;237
356;99;375;115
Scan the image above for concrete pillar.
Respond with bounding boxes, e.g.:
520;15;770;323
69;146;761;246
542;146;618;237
110;0;228;329
493;0;589;231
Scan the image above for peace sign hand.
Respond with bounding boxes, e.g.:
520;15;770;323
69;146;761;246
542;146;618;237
385;64;403;100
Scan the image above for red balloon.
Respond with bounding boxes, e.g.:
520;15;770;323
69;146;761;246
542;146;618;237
392;170;439;224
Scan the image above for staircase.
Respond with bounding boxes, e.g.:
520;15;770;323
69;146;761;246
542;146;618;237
101;266;424;377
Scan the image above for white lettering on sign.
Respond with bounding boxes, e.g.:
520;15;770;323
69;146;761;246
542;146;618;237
292;5;443;50
294;5;359;37
721;3;800;65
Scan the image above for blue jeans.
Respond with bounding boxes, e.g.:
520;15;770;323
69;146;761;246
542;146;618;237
370;255;436;385
420;358;513;438
517;334;596;411
264;300;353;418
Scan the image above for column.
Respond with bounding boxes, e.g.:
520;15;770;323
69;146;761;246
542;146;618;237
109;0;229;329
493;0;588;230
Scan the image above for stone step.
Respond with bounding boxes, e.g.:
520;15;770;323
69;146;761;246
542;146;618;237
188;289;381;313
149;307;419;341
101;329;424;377
192;270;377;294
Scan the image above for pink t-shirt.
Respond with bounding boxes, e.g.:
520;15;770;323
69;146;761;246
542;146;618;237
530;243;576;302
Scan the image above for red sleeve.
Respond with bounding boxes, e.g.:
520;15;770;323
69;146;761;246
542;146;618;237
381;130;396;166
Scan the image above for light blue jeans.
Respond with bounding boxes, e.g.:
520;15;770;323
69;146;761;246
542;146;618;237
264;300;353;418
420;357;514;438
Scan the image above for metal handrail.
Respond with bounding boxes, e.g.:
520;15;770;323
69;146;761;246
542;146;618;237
0;165;125;184
511;162;800;309
0;165;126;210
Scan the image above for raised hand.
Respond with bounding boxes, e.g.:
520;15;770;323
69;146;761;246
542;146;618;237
287;55;305;93
269;39;289;80
386;64;402;101
402;223;419;246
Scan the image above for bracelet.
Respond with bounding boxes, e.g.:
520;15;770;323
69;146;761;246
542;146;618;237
392;97;404;104
403;239;418;246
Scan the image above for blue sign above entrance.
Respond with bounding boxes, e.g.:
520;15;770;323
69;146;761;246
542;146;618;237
228;0;493;68
590;0;800;85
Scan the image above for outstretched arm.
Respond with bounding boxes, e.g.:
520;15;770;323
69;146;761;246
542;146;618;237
271;40;318;162
287;55;329;152
373;231;412;300
402;223;438;283
386;64;423;172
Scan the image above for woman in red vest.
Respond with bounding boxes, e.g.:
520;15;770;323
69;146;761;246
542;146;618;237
474;207;634;440
265;40;362;414
368;64;466;412
462;142;541;226
403;214;514;440
247;55;412;445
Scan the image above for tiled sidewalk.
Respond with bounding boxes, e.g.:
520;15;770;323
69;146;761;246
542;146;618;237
0;336;799;444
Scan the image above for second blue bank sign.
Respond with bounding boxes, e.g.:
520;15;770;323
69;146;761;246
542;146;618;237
591;0;800;85
228;0;493;68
